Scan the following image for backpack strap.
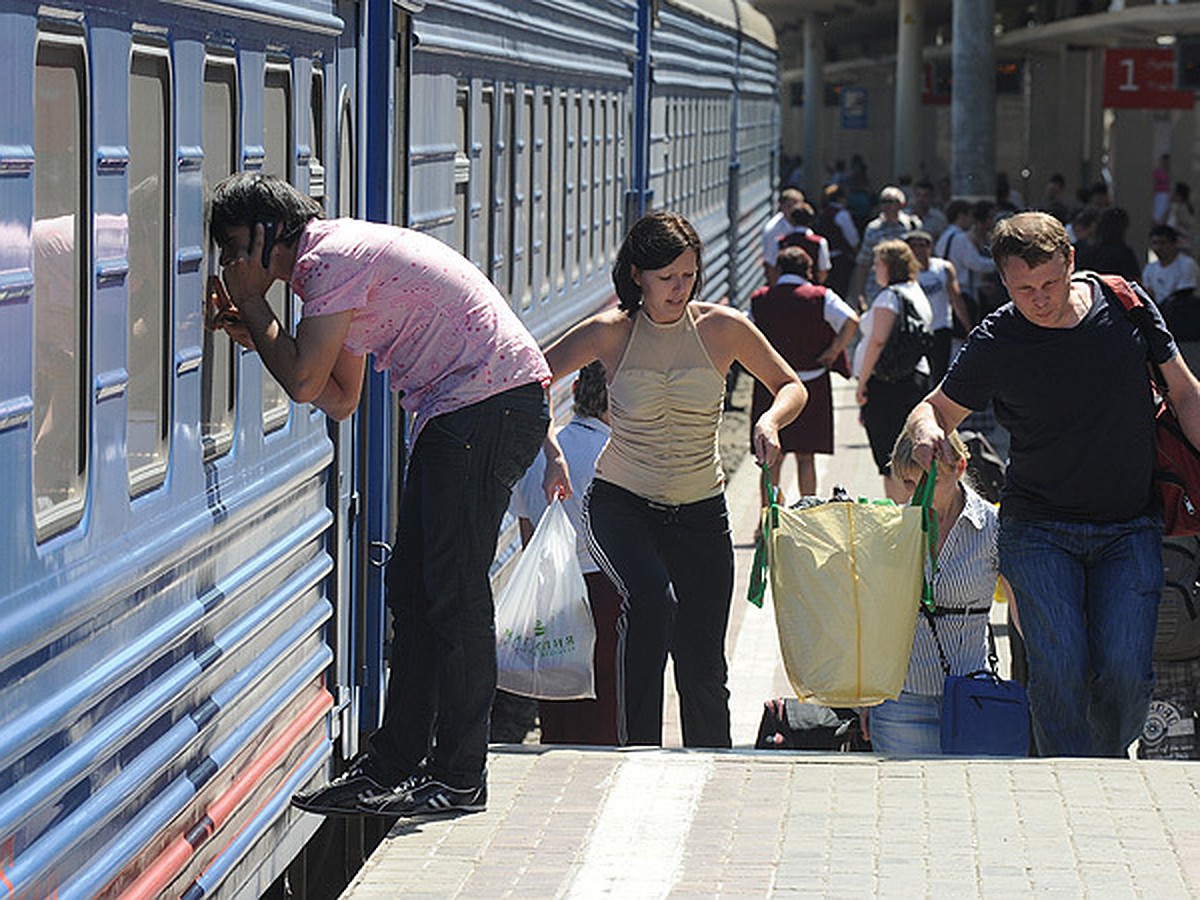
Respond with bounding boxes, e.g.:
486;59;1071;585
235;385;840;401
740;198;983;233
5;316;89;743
1087;271;1170;394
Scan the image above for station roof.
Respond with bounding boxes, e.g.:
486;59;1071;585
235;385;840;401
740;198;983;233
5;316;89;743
750;1;1200;61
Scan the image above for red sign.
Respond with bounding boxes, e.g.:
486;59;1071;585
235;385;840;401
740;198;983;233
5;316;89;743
1103;49;1193;110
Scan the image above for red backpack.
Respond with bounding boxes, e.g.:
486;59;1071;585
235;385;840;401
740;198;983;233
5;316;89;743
1095;272;1200;536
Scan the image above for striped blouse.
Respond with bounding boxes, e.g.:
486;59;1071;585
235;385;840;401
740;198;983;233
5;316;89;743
904;485;999;696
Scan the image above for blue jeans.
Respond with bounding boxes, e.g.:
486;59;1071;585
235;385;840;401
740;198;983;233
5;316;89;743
369;383;548;787
868;691;942;756
998;516;1162;758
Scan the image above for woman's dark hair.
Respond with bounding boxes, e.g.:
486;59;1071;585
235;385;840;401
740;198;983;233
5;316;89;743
209;172;324;249
612;211;703;314
1095;206;1130;244
572;360;608;420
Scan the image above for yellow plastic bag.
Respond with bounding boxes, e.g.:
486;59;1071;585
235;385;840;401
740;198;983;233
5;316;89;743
748;468;932;707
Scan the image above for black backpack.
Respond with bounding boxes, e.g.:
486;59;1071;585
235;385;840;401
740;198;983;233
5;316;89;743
755;698;870;751
1156;536;1200;662
872;285;934;382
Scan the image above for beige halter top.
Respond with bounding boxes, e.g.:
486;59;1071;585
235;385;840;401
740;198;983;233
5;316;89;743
594;305;727;505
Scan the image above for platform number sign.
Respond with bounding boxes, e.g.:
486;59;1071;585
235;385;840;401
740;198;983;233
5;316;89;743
1103;48;1193;110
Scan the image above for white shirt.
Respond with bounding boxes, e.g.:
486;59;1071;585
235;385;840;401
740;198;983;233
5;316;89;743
1142;253;1200;302
830;207;860;257
917;258;954;331
939;225;994;298
510;416;610;575
761;211;791;266
853;281;933;378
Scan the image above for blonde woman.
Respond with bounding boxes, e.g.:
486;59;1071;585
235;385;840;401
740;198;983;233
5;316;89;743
854;238;934;501
861;427;1016;755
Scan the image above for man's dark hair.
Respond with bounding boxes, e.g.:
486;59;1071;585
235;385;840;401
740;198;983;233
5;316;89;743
612;211;704;314
944;199;971;223
970;200;996;225
209;172;324;249
788;203;815;228
990;211;1071;270
1151;223;1180;243
777;245;814;279
1096;206;1130;244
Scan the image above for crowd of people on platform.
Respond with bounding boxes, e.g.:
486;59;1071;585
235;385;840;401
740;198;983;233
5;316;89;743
751;167;1200;762
204;159;1200;824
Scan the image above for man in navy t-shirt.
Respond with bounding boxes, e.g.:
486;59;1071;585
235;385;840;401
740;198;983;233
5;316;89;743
906;211;1200;757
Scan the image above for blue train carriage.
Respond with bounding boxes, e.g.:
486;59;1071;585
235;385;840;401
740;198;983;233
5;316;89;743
0;0;357;896
405;0;637;346
382;0;639;594
647;0;778;309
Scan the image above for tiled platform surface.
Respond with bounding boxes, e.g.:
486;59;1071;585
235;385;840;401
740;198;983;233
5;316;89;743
341;377;1200;899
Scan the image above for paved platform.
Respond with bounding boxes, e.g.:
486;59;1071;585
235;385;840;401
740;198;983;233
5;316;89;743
341;377;1200;899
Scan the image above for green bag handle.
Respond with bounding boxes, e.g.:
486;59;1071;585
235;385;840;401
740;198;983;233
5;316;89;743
746;463;777;608
912;458;939;613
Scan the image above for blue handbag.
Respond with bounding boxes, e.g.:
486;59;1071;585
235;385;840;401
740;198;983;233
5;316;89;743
927;611;1031;756
940;665;1030;756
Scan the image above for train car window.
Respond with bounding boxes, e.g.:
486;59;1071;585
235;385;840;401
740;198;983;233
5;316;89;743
700;99;710;212
691;98;700;214
262;63;293;433
32;38;89;540
479;85;494;280
541;90;554;302
558;92;570;292
337;93;356;218
392;18;408;227
516;88;532;311
201;58;237;460
127;49;172;495
597;95;607;272
310;67;326;209
585;93;596;278
605;93;619;260
663;101;673;209
576;91;585;282
499;86;515;300
454;83;468;254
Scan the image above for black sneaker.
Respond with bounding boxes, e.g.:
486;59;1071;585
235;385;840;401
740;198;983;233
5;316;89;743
291;758;391;816
357;772;487;818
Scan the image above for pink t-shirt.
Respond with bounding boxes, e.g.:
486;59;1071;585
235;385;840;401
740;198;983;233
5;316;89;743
292;219;550;438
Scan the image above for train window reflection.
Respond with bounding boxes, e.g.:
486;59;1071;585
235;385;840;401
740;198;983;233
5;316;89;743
455;83;469;254
263;63;293;433
480;85;494;278
128;49;171;494
33;39;88;540
201;58;237;460
310;67;326;209
338;95;355;218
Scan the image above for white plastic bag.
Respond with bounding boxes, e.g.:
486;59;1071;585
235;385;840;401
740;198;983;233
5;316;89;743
495;499;596;699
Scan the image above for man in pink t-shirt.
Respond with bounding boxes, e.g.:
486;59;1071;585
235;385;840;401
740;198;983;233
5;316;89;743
208;173;569;819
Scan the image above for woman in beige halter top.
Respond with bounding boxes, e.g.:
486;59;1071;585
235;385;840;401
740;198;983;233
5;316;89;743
541;211;807;747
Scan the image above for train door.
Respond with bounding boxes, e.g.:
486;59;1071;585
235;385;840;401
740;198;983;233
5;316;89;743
355;0;414;736
313;13;365;764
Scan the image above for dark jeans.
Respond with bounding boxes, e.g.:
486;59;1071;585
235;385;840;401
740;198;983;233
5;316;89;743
998;515;1162;757
862;372;929;475
368;382;548;787
931;327;953;384
584;479;734;748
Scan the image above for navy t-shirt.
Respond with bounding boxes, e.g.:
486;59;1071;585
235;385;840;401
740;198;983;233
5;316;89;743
942;274;1177;523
